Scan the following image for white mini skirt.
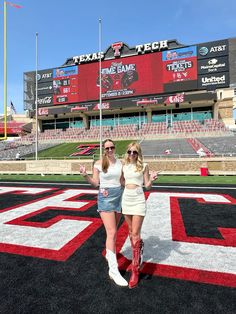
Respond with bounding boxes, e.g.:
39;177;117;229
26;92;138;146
122;187;146;216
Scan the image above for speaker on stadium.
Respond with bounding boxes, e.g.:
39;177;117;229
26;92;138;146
54;114;58;118
175;103;179;108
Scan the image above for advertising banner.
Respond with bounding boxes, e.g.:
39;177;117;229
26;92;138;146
53;66;79;105
162;46;198;92
37;95;53;107
164;93;185;104
68;96;164;113
38;108;49;116
197;40;228;59
198;56;229;74
198;72;229;90
37;69;53;83
37;82;54;95
34;90;216;117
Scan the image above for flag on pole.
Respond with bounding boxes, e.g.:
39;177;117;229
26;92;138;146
10;101;17;114
6;2;22;9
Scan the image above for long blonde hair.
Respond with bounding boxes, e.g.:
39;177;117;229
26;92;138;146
102;139;116;173
124;142;143;172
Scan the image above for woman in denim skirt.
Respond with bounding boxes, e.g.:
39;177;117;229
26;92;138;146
80;139;127;287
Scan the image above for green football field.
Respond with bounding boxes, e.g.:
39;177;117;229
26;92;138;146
1;174;236;185
4;140;236;185
26;140;131;159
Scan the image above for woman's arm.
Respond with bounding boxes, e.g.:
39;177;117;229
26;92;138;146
143;164;158;190
120;171;125;186
79;163;100;187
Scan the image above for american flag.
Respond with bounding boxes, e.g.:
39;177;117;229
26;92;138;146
10;101;17;114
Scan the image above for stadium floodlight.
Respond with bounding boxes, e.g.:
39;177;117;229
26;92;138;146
35;32;38;160
99;18;102;158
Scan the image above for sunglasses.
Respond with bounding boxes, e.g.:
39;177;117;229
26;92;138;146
127;150;138;156
105;146;115;151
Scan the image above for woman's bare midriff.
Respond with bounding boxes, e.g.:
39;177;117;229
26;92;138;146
125;184;140;189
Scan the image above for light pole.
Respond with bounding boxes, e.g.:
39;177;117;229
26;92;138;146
99;18;102;158
2;0;7;140
1;1;21;141
35;32;38;160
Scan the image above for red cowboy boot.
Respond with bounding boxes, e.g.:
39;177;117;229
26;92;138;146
127;233;133;271
129;239;144;289
139;239;144;269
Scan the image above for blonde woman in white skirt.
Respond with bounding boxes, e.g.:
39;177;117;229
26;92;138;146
122;142;158;289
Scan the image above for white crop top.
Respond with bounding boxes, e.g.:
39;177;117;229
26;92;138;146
94;159;122;188
123;163;147;187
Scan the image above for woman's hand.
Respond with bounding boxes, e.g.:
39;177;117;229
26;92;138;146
79;165;88;177
149;170;159;182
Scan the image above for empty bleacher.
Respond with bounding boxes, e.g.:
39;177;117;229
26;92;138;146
140;138;198;158
17;118;232;145
197;135;236;156
140;135;236;158
0;141;59;160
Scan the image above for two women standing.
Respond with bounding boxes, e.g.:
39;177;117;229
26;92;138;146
80;139;157;288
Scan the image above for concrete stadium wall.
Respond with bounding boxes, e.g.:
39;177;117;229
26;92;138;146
145;157;236;175
0;158;236;175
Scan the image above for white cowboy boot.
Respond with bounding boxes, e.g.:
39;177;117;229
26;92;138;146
106;249;128;286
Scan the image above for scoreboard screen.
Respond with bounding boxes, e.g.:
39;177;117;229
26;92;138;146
53;66;79;105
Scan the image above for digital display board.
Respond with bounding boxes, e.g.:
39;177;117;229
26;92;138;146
76;52;163;101
53;66;79;105
24;38;231;111
162;46;198;92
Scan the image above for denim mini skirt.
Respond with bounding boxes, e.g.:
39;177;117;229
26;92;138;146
97;186;123;213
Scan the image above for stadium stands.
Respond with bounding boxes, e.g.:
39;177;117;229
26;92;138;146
197;136;236;156
18;118;232;144
187;138;214;157
1;118;234;159
0;142;59;160
140;138;198;158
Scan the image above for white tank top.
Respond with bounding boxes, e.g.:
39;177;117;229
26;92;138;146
123;163;147;187
94;159;122;188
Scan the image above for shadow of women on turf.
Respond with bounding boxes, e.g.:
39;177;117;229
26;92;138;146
121;235;187;281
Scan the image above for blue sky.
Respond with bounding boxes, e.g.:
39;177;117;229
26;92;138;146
0;0;236;114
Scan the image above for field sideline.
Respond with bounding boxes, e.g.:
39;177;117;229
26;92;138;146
1;174;236;185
